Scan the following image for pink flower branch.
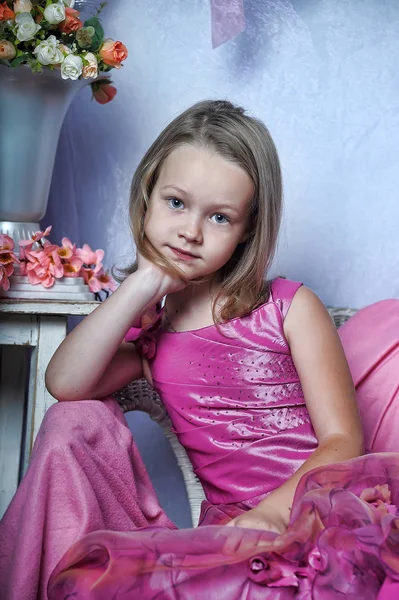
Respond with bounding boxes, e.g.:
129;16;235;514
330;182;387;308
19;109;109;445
0;227;116;299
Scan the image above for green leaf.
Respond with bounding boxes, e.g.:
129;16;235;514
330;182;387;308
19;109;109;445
83;17;104;52
9;54;27;67
27;56;42;73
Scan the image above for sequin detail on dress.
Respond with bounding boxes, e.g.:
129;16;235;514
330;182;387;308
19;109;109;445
144;278;319;505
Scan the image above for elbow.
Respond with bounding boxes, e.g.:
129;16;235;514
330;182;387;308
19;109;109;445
45;366;75;402
45;365;58;401
45;372;66;402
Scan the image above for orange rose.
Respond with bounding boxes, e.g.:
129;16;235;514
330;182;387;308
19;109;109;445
0;39;16;59
58;7;82;34
92;82;117;104
0;1;15;20
99;38;128;69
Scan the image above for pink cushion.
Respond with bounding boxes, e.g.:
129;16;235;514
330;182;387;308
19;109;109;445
338;300;399;453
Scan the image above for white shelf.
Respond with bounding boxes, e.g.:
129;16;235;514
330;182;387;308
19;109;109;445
0;298;100;316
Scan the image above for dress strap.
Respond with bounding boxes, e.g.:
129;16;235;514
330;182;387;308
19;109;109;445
270;277;303;319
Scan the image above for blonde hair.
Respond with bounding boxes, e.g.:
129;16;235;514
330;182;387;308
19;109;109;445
124;99;282;323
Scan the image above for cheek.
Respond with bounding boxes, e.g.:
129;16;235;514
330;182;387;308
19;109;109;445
144;207;170;246
143;211;156;242
206;236;239;267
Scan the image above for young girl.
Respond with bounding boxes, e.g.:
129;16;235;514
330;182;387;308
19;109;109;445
1;100;399;600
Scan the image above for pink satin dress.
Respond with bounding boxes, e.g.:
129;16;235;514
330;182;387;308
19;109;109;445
146;278;318;522
2;279;399;599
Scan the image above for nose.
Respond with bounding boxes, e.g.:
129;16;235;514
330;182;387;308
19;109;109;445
178;216;203;244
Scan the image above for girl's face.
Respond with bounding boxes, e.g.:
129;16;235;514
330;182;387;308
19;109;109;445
144;144;254;281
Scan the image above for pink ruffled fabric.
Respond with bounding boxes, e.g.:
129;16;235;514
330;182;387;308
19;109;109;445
124;305;162;359
48;453;399;599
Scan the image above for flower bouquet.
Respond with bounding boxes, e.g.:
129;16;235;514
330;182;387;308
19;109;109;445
0;227;116;300
0;0;128;103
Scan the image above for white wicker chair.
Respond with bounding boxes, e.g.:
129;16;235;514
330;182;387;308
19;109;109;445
114;307;357;526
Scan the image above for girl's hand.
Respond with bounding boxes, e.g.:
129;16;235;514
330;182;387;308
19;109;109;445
136;251;187;299
225;506;288;534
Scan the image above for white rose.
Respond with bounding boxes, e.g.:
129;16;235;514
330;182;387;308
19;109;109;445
82;52;98;79
13;0;32;13
61;54;83;80
58;43;72;56
14;12;41;42
0;40;16;60
33;35;64;66
43;3;65;25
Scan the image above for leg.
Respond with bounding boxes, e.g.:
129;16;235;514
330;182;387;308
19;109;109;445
0;398;175;600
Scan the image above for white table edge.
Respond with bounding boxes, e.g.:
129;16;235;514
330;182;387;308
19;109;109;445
0;299;101;316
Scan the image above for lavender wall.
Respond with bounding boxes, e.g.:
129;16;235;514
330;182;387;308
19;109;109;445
45;0;399;525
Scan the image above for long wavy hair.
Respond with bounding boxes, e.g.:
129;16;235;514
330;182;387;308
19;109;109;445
123;99;283;323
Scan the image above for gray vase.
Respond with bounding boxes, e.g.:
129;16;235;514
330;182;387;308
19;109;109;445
0;66;88;245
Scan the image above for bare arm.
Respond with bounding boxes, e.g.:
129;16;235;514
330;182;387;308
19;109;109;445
45;264;185;402
227;287;363;532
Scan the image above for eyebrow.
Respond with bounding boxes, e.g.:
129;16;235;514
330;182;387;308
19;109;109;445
160;185;192;198
160;185;240;215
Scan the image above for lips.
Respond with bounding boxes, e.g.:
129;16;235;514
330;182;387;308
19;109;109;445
170;247;199;260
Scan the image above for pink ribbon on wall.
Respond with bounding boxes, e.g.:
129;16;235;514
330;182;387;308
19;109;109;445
210;0;246;49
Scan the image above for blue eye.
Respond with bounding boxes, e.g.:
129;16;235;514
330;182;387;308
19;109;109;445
167;197;184;210
211;213;229;224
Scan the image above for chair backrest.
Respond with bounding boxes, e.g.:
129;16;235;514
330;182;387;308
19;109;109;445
114;307;356;526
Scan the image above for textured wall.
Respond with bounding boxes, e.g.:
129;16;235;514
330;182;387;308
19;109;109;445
45;0;399;524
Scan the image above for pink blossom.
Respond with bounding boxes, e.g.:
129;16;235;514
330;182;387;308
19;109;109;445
0;233;20;267
19;239;34;256
26;266;55;288
0;263;14;291
81;263;116;293
0;234;19;287
56;237;75;260
76;243;104;267
63;256;83;277
54;238;83;278
5;229;115;297
19;226;52;255
24;244;65;287
31;225;52;243
0;234;15;252
96;270;117;292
